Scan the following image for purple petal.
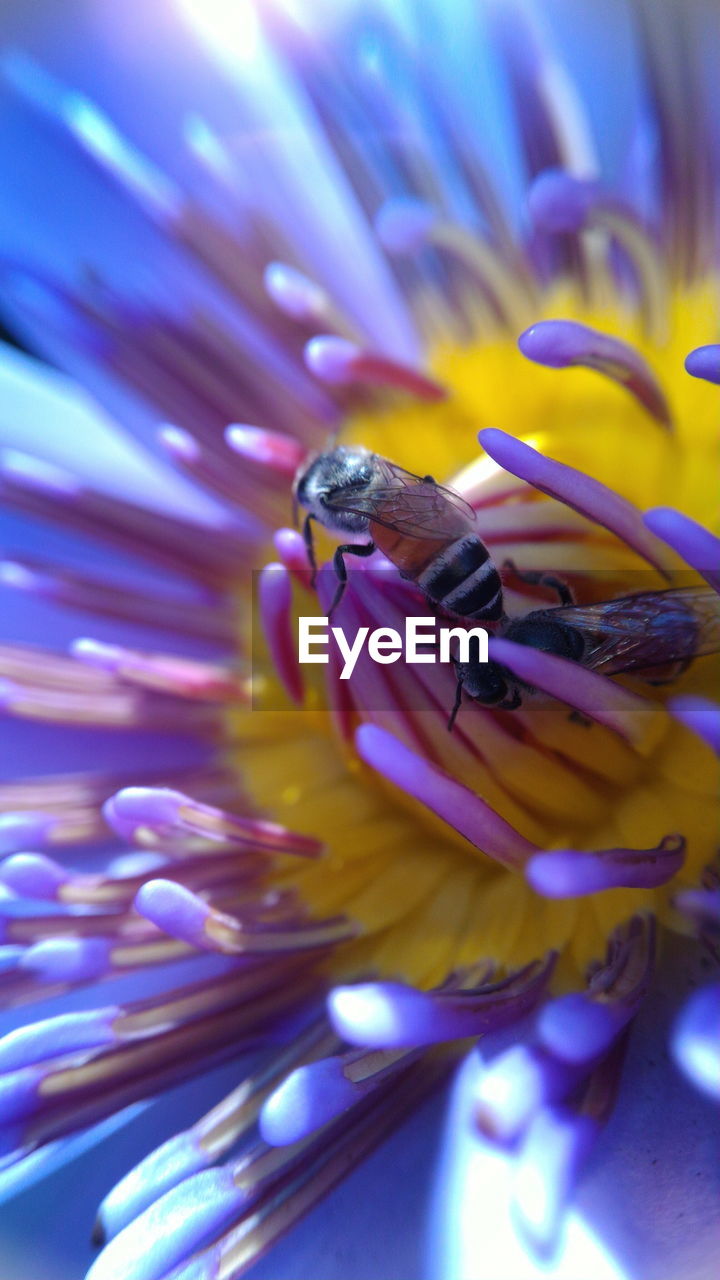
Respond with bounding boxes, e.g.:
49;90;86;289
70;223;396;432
0;852;69;899
488;636;665;752
259;562;304;705
19;936;111;983
526;836;685;897
327;963;552;1050
0;1008;119;1072
260;1053;391;1146
518;320;671;427
684;345;720;384
644;507;720;591
355;724;537;867
264;262;331;324
0;812;57;856
304;335;446;401
479;429;674;574
528;170;605;233
374;198;438;255
669;696;720;754
134;880;211;951
86;1167;246;1280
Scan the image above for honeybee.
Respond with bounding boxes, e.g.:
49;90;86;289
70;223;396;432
294;445;503;619
448;585;720;729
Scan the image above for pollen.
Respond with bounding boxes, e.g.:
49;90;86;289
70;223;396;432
230;279;720;989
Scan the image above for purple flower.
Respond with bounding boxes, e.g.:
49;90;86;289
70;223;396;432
0;2;718;1277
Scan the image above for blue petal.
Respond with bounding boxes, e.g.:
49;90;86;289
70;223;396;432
430;936;720;1280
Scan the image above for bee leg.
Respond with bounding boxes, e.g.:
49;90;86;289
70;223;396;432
538;575;574;606
446;675;465;732
329;541;376;616
302;514;318;587
501;559;574;606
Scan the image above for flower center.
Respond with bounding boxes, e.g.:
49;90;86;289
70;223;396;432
230;284;720;989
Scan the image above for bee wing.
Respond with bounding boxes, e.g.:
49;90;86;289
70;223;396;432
528;587;720;675
322;458;477;539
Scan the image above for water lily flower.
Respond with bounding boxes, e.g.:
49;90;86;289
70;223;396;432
0;1;718;1278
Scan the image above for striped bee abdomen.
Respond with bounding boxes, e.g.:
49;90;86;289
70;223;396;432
416;535;503;620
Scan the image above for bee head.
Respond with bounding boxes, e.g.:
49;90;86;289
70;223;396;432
295;446;374;532
454;651;511;706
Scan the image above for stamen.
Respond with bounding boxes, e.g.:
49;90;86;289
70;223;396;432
304;335;447;401
157;425;276;524
19;937;112;984
272;528;314;590
0;813;57;856
107;1058;447;1280
0;945;24;974
327;958;555;1049
671;982;720;1102
477;938;636;1151
0;1009;118;1072
528;170;667;334
674;884;720;933
259;1046;416;1146
259;564;304;705
0;676;217;734
71;639;246;704
0;854;69;900
0;558;235;643
644;507;720;591
3;1017;302;1174
537;921;654;1064
96;1018;338;1240
537;996;623;1067
355;724;538;867
374;198;437;255
526;835;685;897
264;263;335;326
104;788;322;857
518;319;672;428
135;880;356;955
94;1046;434;1280
2;847;262;911
488;636;667;753
669;696;720;754
224;424;305;476
528;169;608;235
0;1067;44;1123
376;199;535;330
479;429;675;575
88;1167;248;1280
0;450;250;588
684;344;720;384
